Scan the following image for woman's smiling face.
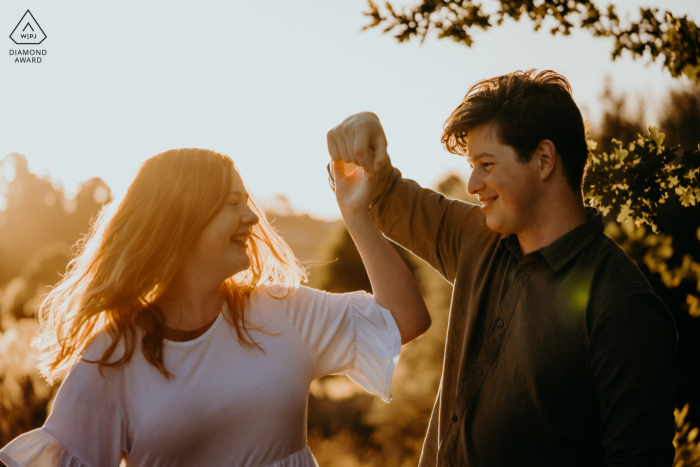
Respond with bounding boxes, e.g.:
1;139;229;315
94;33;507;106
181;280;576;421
183;170;260;283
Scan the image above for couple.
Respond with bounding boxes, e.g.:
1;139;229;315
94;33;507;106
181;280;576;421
0;70;676;467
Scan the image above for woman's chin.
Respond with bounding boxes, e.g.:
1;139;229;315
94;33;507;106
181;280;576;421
228;260;252;278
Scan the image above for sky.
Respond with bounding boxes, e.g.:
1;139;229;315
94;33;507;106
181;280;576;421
1;0;699;220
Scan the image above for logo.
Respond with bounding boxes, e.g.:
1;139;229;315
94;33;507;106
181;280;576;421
10;10;46;45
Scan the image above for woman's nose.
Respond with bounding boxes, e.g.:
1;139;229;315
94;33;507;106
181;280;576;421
243;205;260;225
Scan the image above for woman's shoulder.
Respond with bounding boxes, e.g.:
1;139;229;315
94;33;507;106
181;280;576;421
247;284;329;321
80;327;131;367
249;283;312;303
249;283;371;308
50;331;128;411
247;284;377;327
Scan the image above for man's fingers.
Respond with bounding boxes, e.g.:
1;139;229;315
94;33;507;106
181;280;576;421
329;112;389;171
327;130;343;161
342;137;360;166
328;128;353;162
372;131;389;173
353;131;373;174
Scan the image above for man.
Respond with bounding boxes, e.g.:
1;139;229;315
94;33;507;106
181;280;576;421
326;70;677;466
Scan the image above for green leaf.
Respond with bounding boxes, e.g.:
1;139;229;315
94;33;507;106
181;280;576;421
648;126;665;151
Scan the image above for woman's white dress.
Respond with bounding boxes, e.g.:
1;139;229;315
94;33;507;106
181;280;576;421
0;285;402;467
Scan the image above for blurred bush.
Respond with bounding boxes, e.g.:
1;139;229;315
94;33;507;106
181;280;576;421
676;404;700;467
0;242;73;445
0;153;110;284
0;317;57;446
0;153;108;447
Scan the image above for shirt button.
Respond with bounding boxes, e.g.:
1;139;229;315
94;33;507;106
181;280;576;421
496;319;504;327
518;271;525;278
476;369;483;376
451;415;458;423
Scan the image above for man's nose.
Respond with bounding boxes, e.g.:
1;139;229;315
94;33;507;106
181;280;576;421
467;169;483;195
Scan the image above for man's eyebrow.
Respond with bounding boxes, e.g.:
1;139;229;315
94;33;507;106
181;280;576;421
466;152;497;163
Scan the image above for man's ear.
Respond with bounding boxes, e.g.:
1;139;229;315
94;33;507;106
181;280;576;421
537;139;557;181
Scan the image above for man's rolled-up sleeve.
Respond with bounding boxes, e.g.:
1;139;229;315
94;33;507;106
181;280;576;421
364;160;483;283
588;283;677;467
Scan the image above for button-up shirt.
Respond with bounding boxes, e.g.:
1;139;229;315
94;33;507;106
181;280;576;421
367;162;677;467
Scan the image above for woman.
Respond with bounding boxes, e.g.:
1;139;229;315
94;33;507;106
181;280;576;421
0;148;430;466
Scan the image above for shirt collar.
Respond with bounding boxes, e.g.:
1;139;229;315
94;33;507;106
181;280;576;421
498;206;604;272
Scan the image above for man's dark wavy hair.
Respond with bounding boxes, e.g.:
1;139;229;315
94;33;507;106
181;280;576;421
442;69;591;192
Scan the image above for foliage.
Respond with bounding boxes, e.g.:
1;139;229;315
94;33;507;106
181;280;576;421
0;243;73;328
675;404;700;467
363;0;700;82
583;126;700;233
0;153;111;284
604;222;700;318
311;222;418;294
583;124;700;339
0;313;58;446
0;153;108;447
659;84;700;154
594;78;646;155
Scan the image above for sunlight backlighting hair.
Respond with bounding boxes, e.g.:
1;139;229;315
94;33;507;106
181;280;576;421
34;148;306;384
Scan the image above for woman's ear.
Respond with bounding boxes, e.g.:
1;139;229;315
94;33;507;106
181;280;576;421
537;139;557;180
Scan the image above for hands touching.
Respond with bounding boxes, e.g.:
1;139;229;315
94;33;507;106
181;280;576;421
328;111;390;222
327;114;431;344
326;112;389;175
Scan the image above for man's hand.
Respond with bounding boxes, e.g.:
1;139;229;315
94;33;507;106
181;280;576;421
326;112;389;175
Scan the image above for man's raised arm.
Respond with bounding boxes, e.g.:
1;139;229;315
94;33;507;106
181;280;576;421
327;112;485;283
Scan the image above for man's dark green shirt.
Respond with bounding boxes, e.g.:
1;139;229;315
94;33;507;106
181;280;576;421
367;162;677;466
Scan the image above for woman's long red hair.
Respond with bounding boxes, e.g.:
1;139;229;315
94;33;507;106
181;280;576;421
34;149;306;384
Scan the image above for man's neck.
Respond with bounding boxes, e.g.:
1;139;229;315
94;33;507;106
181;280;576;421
516;198;588;256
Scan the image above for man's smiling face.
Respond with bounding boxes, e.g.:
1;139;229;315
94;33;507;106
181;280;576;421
466;123;543;236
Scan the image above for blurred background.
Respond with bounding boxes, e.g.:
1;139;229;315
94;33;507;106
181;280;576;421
1;0;700;465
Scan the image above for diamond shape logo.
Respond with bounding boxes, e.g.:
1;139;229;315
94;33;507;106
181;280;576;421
10;10;46;45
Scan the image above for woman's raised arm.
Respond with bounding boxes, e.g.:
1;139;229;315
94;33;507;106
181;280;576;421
332;160;431;344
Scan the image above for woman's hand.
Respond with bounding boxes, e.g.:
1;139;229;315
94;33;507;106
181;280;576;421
332;160;376;221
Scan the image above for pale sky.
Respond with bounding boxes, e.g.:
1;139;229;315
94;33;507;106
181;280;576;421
1;0;699;220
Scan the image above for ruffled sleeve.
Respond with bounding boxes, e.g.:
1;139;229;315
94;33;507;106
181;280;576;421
0;429;87;467
272;285;401;402
0;337;127;467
